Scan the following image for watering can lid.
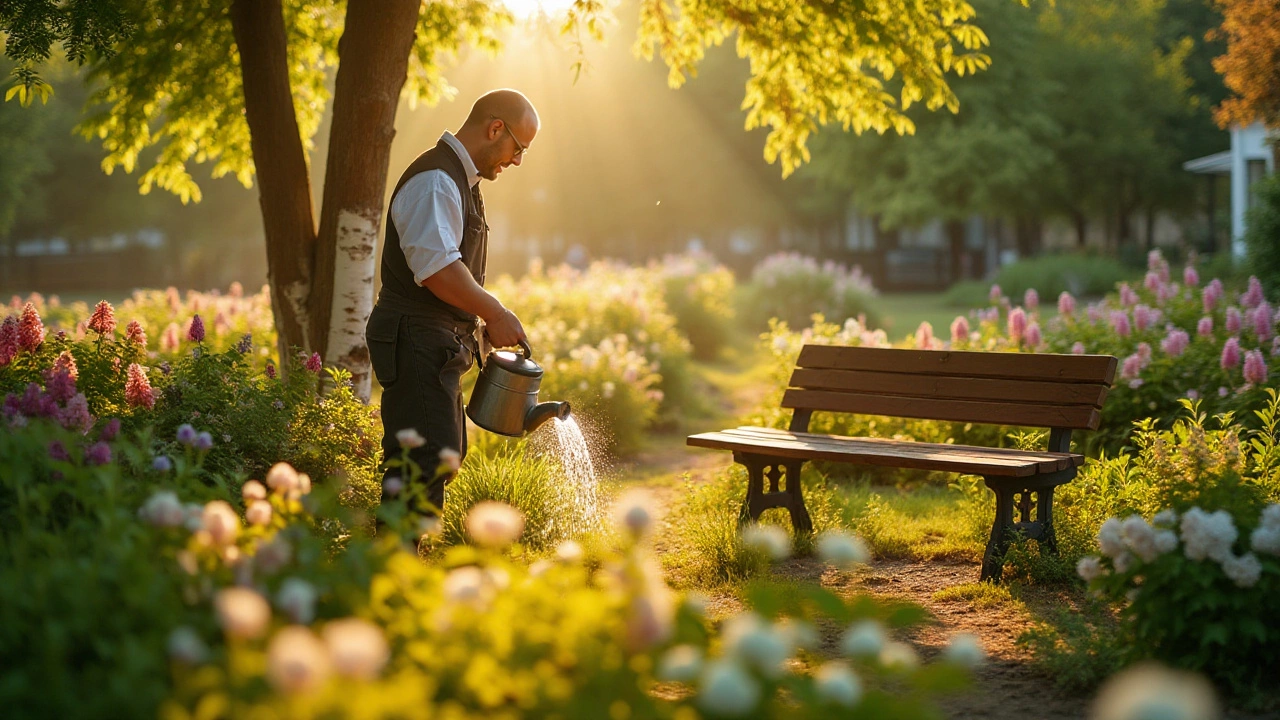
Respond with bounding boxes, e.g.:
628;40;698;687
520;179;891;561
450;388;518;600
486;339;542;378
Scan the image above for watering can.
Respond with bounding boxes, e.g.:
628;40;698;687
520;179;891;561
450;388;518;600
467;339;571;437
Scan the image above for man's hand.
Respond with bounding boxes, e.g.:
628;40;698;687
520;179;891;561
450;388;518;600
484;307;526;349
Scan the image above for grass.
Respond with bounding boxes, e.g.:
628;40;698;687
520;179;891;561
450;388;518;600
837;481;989;562
874;293;963;342
933;581;1018;609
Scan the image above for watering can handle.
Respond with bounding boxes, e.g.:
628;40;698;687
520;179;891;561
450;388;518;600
518;339;533;359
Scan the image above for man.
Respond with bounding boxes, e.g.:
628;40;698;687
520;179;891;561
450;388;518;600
365;88;535;518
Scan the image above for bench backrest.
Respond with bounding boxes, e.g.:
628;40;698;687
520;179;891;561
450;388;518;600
784;346;1118;431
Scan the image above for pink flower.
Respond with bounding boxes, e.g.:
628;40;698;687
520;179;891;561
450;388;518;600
1198;317;1214;336
1242;277;1264;309
125;320;146;346
1008;308;1027;342
1226;307;1242;335
914;322;935;349
1137;342;1152;364
18;303;44;352
305;352;323;373
1119;284;1139;307
989;284;1003;304
1026;322;1042;348
1161;329;1190;357
125;364;156;409
1222;337;1242;369
88;301;116;336
1072;342;1086;355
85;441;112;466
161;323;181;353
1121;355;1143;380
1110;311;1131;337
1148;250;1170;281
48;441;70;462
1204;279;1224;312
1134;305;1155;332
1184;266;1199;286
186;315;205;343
1058;292;1076;316
1144;271;1161;292
1087;304;1103;324
950;316;969;344
99;418;121;442
266;362;277;380
1273;336;1280;357
1253;301;1273;341
1024;289;1040;310
0;316;18;366
1244;349;1268;385
50;350;79;381
58;393;94;433
214;311;229;337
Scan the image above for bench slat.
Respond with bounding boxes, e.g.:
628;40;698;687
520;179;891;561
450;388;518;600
788;368;1110;408
687;431;1038;476
796;346;1118;384
782;389;1102;430
728;427;1081;471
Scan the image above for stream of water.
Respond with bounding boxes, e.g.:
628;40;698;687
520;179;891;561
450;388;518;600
551;415;601;535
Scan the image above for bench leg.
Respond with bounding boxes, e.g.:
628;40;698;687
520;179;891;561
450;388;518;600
1037;487;1058;555
734;453;813;535
981;483;1015;581
784;460;813;534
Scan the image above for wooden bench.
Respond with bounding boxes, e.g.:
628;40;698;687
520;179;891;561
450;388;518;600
688;345;1118;580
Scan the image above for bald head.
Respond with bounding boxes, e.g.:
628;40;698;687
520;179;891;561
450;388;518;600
455;89;539;182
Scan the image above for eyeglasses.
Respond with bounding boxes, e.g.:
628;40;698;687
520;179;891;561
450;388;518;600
492;115;529;159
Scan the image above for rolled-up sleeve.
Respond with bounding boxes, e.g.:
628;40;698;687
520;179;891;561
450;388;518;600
390;171;465;285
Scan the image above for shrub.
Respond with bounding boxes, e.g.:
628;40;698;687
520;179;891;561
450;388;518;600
1245;172;1280;299
944;254;1135;307
651;251;737;361
741;253;880;331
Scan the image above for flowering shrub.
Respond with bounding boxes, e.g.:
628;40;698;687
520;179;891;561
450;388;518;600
650;251;737;360
741;252;880;331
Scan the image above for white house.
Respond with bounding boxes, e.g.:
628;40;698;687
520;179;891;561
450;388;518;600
1183;121;1276;257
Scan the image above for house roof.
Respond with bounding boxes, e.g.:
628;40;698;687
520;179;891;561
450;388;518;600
1182;151;1232;175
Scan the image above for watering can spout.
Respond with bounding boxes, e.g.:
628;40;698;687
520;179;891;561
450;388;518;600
525;401;571;433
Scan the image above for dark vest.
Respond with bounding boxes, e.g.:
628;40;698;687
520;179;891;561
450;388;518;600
377;138;489;324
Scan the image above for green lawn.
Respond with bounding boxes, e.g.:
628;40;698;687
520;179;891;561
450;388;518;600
874;293;965;341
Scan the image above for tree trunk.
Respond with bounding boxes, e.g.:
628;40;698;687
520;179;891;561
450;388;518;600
229;0;318;366
314;0;420;401
1144;206;1156;253
1073;211;1087;248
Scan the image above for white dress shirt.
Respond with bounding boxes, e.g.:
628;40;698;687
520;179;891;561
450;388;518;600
391;132;482;285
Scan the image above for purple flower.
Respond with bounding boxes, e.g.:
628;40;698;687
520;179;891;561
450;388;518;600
1198;317;1214;337
1024;289;1039;311
1204;279;1224;312
1184;265;1199;287
186;315;205;343
265;363;276;380
152;455;173;472
0;316;18;366
85;441;112;466
1253;301;1273;341
160;361;172;376
234;334;253;354
304;352;323;373
1221;337;1242;369
48;441;70;462
193;431;214;452
1058;292;1076;317
950;316;969;344
176;424;197;445
44;368;77;405
1244;349;1268;385
1110;311;1131;337
1121;355;1143;380
58;393;94;433
1186;389;1200;400
1137;342;1152;364
99;418;121;442
1008;308;1028;342
1144;271;1161;293
272;399;285;410
1226;307;1242;335
1161;329;1190;357
1119;284;1139;307
1242;276;1264;309
1072;342;1086;355
1133;305;1155;332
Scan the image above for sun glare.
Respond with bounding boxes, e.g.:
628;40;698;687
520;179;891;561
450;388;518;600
503;0;580;20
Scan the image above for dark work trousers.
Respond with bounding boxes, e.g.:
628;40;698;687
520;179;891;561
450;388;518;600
365;305;475;516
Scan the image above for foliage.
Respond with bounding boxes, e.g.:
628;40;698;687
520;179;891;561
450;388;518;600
1016;603;1127;692
651;251;737;361
1244;172;1280;297
741;253;881;332
1211;0;1280;133
943;254;1137;307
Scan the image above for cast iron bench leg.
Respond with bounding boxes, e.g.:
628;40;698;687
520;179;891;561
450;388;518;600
734;453;813;535
981;480;1015;581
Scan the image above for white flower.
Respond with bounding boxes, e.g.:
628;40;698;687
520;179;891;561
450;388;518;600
1113;551;1135;574
1261;504;1280;530
442;566;488;605
438;447;461;472
1251;525;1280;556
1181;507;1238;562
202;501;240;546
942;633;985;668
1078;556;1105;582
276;577;318;624
183;503;204;533
814;662;863;707
1097;518;1126;559
139;491;185;528
614;489;657;538
322;617;389;680
382;476;404;497
266;463;301;495
1154;529;1178;555
722;613;791;678
817;530;870;568
840;619;886;658
741;523;791;561
464;501;525;547
266;626;332;694
1220;552;1262;588
167;626;208;664
697;660;760;717
657;644;702;682
556;540;584;562
1152;509;1179;527
1121;515;1160;563
1091;662;1219;720
879;641;920;670
246;500;272;526
395;428;425;449
215;587;271;639
417;515;443;538
242;480;267;501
